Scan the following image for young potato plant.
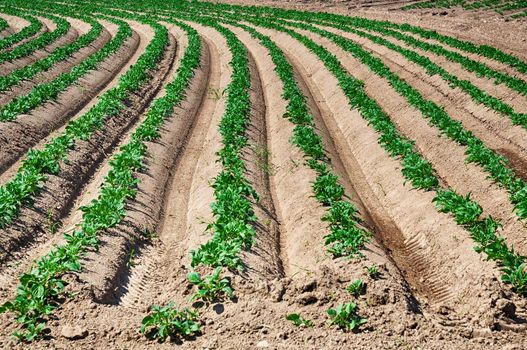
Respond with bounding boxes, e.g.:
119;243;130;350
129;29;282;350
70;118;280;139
241;16;527;296
286;313;314;328
346;279;366;297
327;302;367;331
0;18;201;341
0;15;103;92
141;304;200;342
188;267;234;303
366;265;380;280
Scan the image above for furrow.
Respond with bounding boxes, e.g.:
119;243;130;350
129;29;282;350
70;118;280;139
0;23;174;271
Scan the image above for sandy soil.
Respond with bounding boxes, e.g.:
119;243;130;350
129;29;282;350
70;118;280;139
1;1;527;349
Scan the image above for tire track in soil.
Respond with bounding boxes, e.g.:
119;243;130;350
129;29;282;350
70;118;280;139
251;23;510;327
319;25;527;183
71;19;233;306
238;48;285;280
0;20;138;180
295;26;527;259
117;26;227;310
0;16;79;76
0;17;113;105
0;22;175;284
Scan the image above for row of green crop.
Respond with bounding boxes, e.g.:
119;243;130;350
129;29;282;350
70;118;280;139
402;0;527;15
0;12;128;122
155;0;527;225
188;19;258;271
183;5;527;129
0;18;133;228
226;19;371;259
229;19;370;328
219;15;527;295
188;3;527;216
273;19;527;221
0;11;41;50
0;15;103;92
219;7;527;129
0;17;201;342
0;8;70;64
346;20;527;97
192;1;527;75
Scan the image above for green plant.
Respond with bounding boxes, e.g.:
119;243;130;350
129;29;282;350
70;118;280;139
141;303;200;342
346;279;366;297
187;267;234;302
366;265;380;280
127;248;136;268
286;313;314;327
327;302;367;331
46;209;60;234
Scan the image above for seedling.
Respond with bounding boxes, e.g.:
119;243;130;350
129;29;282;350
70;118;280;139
366;265;380;280
141;303;200;342
327;302;367;331
346;279;366;297
187;267;234;303
286;313;313;327
46;209;60;234
126;248;136;268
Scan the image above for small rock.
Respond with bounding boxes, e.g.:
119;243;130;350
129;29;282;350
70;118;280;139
394;323;405;336
295;293;318;305
256;340;269;348
61;324;88;340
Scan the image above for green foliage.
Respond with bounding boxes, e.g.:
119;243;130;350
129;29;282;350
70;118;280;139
366;265;380;279
0;12;42;51
187;268;234;302
346;279;366;297
141;303;200;342
327;302;367;331
0;12;69;65
0;16;202;340
286;313;314;327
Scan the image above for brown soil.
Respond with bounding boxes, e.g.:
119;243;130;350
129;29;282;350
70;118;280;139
0;21;174;274
0;30;138;179
0;17;79;75
0;18;113;105
0;15;49;53
2;2;527;350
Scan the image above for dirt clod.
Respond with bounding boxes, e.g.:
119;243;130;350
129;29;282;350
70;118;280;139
60;324;88;340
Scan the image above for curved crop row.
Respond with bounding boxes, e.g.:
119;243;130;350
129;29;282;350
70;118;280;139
0;11;42;51
273;20;527;221
0;18;135;228
223;15;527;296
0;15;127;122
205;6;527;129
0;9;70;65
0;15;103;92
195;2;527;75
0;18;201;342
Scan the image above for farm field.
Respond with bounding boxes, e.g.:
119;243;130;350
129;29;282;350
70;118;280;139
0;0;527;348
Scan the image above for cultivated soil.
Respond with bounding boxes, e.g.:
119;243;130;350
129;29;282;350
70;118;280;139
0;1;527;349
